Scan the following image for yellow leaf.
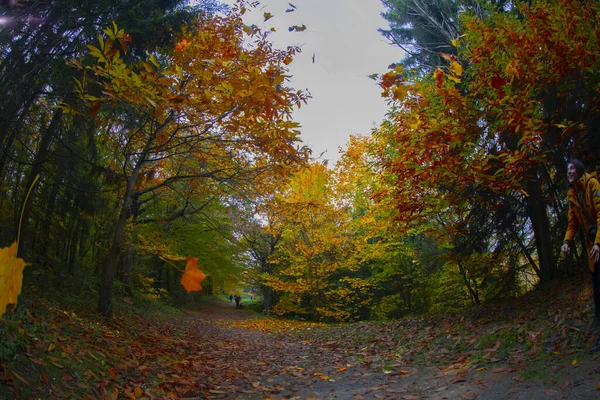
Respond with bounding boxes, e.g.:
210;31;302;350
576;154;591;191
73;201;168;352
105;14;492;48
0;242;28;316
47;343;56;352
451;39;460;47
450;61;463;76
320;375;330;380
180;256;207;293
264;12;273;22
134;387;143;398
571;359;578;366
556;124;567;128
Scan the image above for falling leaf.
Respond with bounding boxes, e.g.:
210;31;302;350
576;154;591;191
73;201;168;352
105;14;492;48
263;12;273;22
288;24;306;32
0;241;28;316
180;256;207;293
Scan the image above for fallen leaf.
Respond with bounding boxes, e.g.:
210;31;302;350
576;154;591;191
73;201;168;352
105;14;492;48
460;394;478;399
10;370;29;385
40;373;49;385
562;381;570;390
134;387;143;397
402;395;421;400
512;376;524;382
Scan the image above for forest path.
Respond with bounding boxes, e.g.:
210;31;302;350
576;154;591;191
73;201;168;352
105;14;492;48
176;300;599;400
2;292;600;399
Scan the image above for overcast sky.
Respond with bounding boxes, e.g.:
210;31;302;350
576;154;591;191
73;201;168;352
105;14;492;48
223;0;403;164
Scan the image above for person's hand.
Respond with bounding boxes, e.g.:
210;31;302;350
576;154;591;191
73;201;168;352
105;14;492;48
592;244;600;263
561;242;569;255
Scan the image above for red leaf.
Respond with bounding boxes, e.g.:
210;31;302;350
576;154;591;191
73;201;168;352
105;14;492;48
491;76;506;89
89;102;100;117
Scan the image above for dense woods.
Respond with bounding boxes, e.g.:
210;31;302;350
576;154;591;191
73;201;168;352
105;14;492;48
2;0;600;324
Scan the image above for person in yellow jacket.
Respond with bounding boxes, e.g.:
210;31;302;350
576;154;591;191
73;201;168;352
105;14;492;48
561;159;600;335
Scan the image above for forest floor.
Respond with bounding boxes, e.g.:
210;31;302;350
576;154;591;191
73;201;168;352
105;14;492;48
2;275;600;399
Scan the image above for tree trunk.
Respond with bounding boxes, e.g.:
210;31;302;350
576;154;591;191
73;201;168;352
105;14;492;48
457;260;480;305
98;180;138;316
18;109;63;257
525;178;555;283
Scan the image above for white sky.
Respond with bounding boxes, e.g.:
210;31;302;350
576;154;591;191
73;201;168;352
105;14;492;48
223;0;403;164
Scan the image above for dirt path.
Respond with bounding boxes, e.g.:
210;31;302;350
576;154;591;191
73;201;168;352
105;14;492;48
176;301;600;400
3;295;599;399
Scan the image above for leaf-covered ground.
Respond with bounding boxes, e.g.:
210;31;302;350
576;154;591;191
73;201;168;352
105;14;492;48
2;274;600;399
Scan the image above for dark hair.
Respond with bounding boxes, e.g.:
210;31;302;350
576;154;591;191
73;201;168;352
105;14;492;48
569;159;585;177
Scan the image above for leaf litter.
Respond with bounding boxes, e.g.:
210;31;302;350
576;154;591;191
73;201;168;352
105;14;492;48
2;277;600;399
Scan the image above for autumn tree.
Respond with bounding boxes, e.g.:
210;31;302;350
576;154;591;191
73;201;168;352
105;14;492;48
262;162;371;321
69;4;310;315
375;0;600;289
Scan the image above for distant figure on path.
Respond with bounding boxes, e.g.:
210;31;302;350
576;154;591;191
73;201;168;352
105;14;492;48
234;295;241;309
229;294;233;303
561;159;600;338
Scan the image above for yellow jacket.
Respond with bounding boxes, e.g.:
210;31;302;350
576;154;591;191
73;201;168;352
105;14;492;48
564;172;600;271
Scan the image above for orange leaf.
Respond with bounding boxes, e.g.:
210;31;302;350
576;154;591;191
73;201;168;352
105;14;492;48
180;256;207;293
0;241;27;316
40;373;49;385
134;386;143;398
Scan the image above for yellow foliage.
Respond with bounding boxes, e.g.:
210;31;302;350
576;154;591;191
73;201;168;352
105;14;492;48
0;241;28;316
